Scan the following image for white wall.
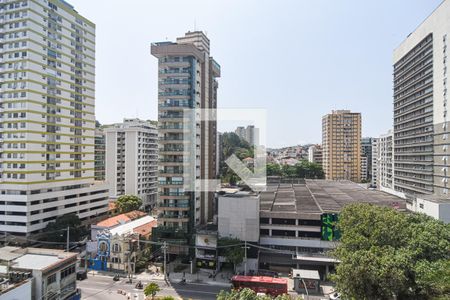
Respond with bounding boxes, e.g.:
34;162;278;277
218;194;259;242
0;280;32;300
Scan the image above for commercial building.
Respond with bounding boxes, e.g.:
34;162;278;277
94;128;105;181
376;130;394;191
0;276;32;300
322;110;362;182
406;196;450;223
308;145;323;167
258;178;406;278
104;118;158;210
0;247;79;300
393;0;450;197
0;0;109;238
217;190;260;273
151;31;220;253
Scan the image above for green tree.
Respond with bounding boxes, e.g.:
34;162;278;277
116;194;142;213
267;163;282;176
43;213;85;244
220;132;254;183
217;288;301;300
332;203;450;300
218;237;244;272
144;282;160;300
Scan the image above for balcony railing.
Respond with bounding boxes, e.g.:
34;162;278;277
159;181;184;185
159;192;186;196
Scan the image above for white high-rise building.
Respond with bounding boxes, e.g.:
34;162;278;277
393;0;450;197
308;145;323;167
376;130;394;191
104;119;158;210
0;0;109;237
371;138;378;187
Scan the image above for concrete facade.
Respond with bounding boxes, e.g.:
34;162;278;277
393;0;450;197
308;145;323;167
0;247;78;300
0;0;109;237
217;192;260;242
151;31;220;252
322;110;362;182
104;118;158;210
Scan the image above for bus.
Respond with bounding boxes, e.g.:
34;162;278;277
231;275;288;296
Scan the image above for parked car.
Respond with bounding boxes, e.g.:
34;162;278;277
76;270;87;281
329;292;341;300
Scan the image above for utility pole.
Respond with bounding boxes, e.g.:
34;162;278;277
244;240;248;276
163;241;167;282
66;226;70;252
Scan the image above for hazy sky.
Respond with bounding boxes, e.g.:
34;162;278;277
69;0;442;148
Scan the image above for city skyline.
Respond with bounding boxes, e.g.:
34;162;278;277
68;0;442;147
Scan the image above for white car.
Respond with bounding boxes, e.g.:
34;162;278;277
329;292;341;300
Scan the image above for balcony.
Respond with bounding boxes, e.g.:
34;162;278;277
159;181;184;186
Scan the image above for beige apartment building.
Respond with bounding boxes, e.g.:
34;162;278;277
322;110;362;182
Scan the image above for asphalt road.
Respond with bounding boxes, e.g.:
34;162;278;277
77;274;228;300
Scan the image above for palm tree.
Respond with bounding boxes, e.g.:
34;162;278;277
144;282;160;300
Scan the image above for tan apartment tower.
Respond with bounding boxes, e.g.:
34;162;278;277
322;110;362;182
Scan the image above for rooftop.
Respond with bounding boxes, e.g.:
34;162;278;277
0;247;77;272
260;179;406;214
292;269;320;280
109;215;156;236
96;210;147;228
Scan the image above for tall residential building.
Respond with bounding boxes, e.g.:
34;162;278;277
322;110;362;182
151;31;220;252
376;130;394;191
307;144;323;167
361;137;374;181
393;0;450;197
235;125;259;145
0;0;109;237
235;126;246;140
104;118;158;210
94;127;105;181
361;155;368;182
371;138;378;187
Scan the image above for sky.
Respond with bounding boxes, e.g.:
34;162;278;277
68;0;443;148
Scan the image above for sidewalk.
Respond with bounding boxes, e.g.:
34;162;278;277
166;271;232;287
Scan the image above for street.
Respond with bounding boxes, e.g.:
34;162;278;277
77;274;228;300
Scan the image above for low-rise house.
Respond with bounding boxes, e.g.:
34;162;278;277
0;247;79;300
90;210;147;241
88;215;156;273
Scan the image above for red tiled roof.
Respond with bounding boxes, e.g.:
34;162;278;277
96;210;146;228
133;220;157;238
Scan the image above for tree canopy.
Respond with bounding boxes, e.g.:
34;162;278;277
116;194;142;213
42;213;85;244
218;237;244;272
144;282;160;299
267;160;324;179
220;132;254;184
217;288;301;300
332;203;450;300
